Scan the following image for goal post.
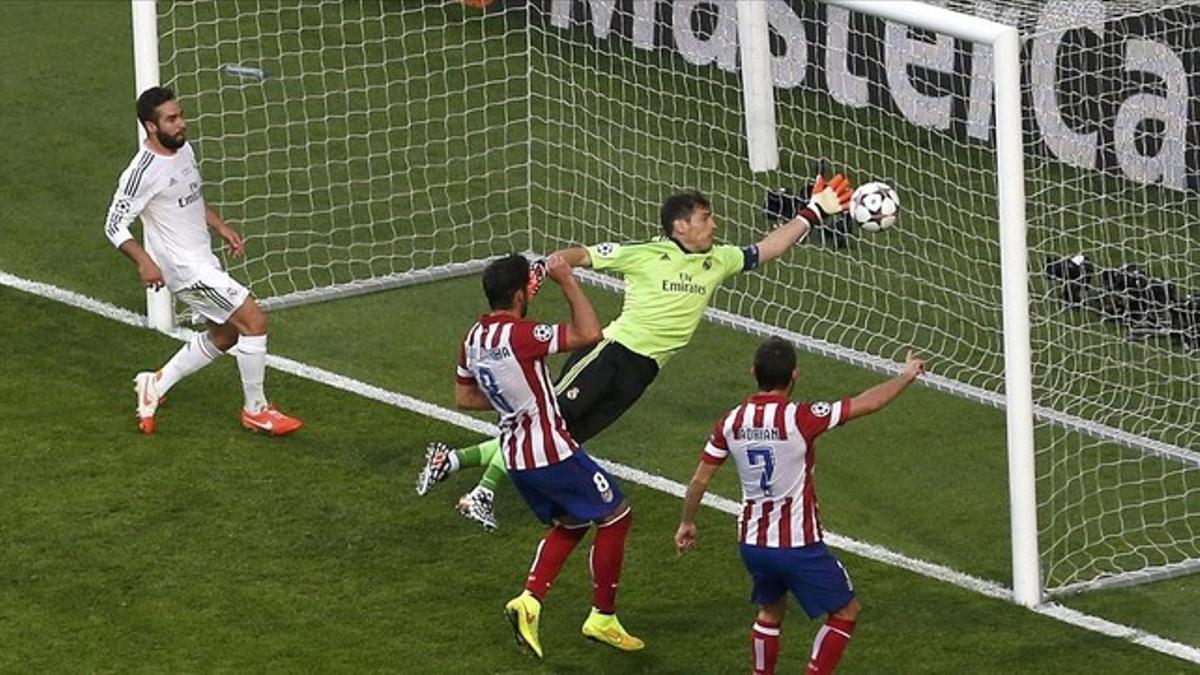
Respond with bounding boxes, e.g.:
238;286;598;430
530;0;1199;604
836;0;1041;609
736;1;779;174
744;0;1040;608
130;0;174;333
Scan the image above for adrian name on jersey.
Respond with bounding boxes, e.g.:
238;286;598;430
736;426;781;441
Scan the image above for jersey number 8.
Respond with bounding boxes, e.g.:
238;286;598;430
476;366;514;414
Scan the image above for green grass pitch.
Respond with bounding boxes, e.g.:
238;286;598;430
1;0;1198;672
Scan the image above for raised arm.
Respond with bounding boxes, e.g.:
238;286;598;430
845;350;926;421
756;174;853;266
755;213;817;265
551;246;592;268
545;254;602;351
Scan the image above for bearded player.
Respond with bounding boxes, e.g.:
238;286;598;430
104;87;301;436
456;253;642;658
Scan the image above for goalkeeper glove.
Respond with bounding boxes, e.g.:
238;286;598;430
526;258;547;298
803;173;853;221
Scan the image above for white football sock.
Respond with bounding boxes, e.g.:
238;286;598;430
235;334;269;413
157;332;223;394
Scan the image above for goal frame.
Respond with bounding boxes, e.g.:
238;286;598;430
779;0;1040;608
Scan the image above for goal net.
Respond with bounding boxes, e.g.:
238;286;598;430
157;0;531;306
153;0;1199;598
1014;0;1200;594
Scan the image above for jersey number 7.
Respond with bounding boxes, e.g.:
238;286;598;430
747;447;775;496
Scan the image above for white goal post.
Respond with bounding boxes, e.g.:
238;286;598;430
856;0;1039;608
739;0;1039;608
133;0;1200;608
130;0;174;332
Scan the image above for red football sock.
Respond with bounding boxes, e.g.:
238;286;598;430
524;524;588;600
806;616;856;674
589;509;633;613
751;618;781;675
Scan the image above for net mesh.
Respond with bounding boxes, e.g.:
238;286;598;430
157;0;1200;594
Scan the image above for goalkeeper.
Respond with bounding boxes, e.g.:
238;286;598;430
417;173;852;530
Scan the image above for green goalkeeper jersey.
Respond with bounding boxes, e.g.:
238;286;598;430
586;238;752;366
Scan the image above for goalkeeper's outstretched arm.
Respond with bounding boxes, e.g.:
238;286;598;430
756;173;852;265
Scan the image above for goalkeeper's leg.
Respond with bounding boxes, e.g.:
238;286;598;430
456;437;501;469
458;445;508;531
416;437;501;496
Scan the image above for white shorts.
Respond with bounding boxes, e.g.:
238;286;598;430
175;268;251;324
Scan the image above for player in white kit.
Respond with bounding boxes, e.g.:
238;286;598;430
675;337;924;674
104;87;302;436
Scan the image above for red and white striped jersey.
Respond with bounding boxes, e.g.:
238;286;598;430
702;392;852;548
457;313;576;471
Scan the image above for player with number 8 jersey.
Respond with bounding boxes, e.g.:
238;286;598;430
457;317;577;471
454;253;643;660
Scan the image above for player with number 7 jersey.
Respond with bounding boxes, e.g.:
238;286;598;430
454;253;643;660
675;337;925;675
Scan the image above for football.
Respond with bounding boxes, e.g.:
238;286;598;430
849;181;899;233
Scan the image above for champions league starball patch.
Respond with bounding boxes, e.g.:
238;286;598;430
533;324;555;342
595;242;616;257
811;402;831;417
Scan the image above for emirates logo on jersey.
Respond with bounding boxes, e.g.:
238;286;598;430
177;183;203;208
533;324;554;342
810;402;831;418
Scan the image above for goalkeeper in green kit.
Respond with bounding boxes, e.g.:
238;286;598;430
417;173;853;529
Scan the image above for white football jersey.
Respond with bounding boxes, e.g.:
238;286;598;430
104;141;222;291
457;314;576;471
703;392;852;548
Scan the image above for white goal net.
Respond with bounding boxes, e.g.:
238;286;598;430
153;0;1199;597
158;0;531;305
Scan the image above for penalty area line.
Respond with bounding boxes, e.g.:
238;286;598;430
1;269;1197;666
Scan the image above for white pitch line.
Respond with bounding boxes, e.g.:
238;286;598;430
2;269;1198;666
